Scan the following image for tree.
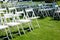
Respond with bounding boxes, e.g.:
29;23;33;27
33;0;44;1
45;0;56;3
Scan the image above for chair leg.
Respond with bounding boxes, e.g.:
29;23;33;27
29;21;34;30
47;11;50;16
20;24;25;34
28;22;32;31
16;25;21;36
8;27;13;39
41;11;45;17
53;13;55;19
45;11;48;17
36;19;40;28
5;29;10;40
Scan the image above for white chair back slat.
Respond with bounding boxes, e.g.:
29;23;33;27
8;7;16;13
25;8;33;12
0;8;6;11
4;13;14;18
15;11;24;16
25;8;36;18
0;12;5;14
0;25;8;29
16;11;24;14
8;7;16;10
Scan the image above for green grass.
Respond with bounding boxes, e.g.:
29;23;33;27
0;17;59;40
18;1;42;6
0;1;43;7
57;1;60;6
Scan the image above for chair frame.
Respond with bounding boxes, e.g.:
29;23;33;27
25;8;40;28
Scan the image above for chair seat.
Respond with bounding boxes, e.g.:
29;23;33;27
5;22;20;26
0;12;4;14
0;25;8;30
28;16;40;19
16;19;31;23
15;11;24;14
55;10;60;13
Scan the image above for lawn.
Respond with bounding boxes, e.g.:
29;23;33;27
1;17;59;40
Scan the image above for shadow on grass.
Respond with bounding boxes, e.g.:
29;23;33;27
50;18;60;21
0;27;32;40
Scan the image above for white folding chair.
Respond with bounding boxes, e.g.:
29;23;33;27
53;10;60;19
3;13;21;36
0;25;9;40
25;8;40;28
0;17;11;40
38;7;53;17
0;9;13;39
14;10;33;33
43;8;53;17
38;9;45;17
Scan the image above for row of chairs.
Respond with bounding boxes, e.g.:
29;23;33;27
53;7;60;19
0;7;40;40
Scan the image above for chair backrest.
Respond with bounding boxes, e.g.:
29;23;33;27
8;7;16;13
0;8;7;13
15;9;26;19
25;8;35;18
38;4;43;8
3;13;15;23
0;8;7;17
